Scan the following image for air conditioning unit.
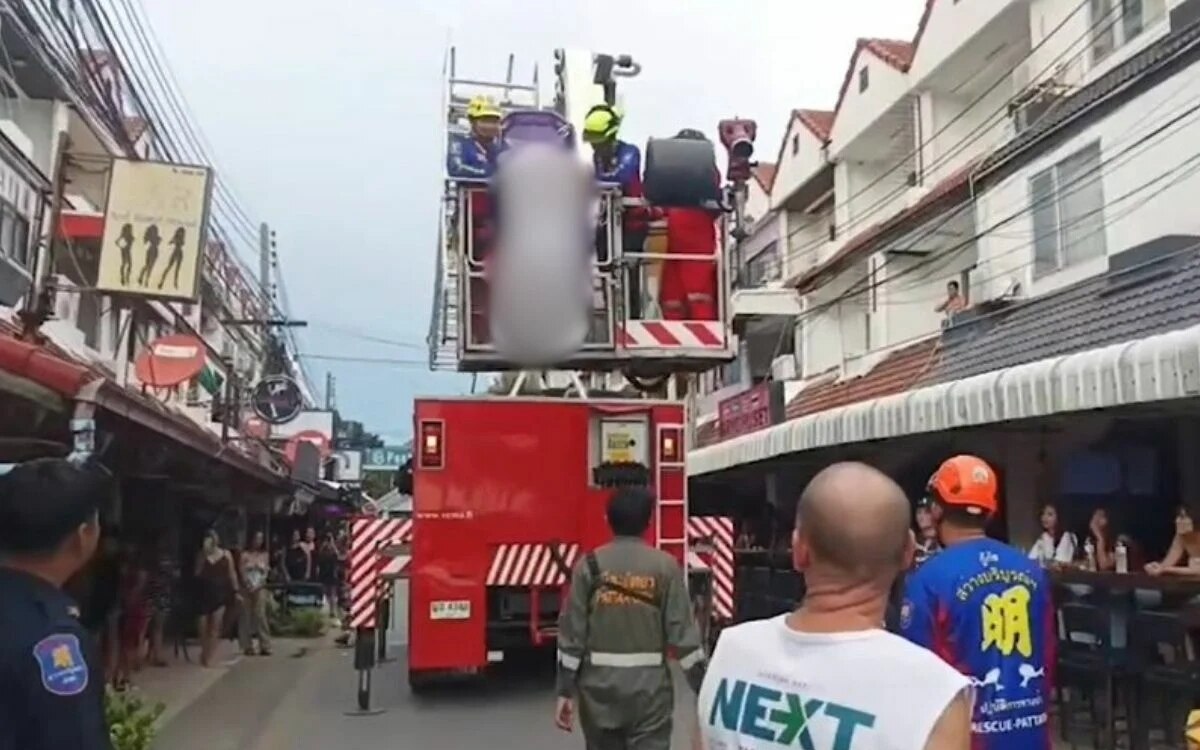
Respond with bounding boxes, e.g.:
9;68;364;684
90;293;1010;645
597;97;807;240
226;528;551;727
770;353;797;381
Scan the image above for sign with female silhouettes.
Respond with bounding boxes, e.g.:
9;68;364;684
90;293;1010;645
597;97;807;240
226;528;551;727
96;158;213;302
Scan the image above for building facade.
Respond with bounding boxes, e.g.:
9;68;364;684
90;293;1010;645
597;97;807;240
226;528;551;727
692;0;1200;545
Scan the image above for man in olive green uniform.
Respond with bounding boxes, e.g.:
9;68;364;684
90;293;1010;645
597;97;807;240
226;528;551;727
554;488;707;750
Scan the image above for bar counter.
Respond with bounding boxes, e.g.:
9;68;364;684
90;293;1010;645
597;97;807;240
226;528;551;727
1050;566;1200;594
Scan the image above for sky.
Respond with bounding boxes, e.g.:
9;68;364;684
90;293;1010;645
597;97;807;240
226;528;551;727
140;0;926;445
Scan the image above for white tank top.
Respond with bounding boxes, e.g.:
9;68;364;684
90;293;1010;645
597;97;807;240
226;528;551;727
697;615;969;750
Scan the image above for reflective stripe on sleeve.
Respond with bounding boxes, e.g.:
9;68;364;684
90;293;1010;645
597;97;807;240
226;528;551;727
678;648;706;670
589;652;664;667
558;650;582;670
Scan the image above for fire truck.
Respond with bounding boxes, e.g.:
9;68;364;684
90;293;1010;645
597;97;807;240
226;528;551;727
402;47;751;691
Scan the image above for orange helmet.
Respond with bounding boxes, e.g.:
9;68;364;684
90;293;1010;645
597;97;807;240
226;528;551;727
927;455;998;516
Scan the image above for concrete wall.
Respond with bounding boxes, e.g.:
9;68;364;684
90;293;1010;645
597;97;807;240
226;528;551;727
830;55;910;159
772;117;828;210
909;0;1027;84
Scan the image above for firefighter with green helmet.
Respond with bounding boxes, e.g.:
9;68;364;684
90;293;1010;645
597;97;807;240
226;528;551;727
554;487;706;750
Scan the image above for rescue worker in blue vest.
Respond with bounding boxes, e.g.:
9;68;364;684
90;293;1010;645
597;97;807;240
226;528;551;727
0;457;112;750
899;455;1056;749
448;96;502;343
555;487;706;750
582;104;654;318
447;95;501;179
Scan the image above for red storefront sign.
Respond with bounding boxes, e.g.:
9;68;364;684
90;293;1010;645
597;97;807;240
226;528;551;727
718;382;781;440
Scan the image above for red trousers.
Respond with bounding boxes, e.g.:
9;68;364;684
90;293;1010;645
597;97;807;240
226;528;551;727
660;208;718;321
468;190;493;345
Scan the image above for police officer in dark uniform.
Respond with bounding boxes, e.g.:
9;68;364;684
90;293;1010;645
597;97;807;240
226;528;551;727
0;457;112;750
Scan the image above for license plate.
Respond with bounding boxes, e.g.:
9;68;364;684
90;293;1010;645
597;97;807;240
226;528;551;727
430;600;471;620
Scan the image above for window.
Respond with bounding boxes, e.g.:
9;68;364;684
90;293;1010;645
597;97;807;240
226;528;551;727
1029;142;1106;278
858;66;870;93
743;242;781;288
0;202;31;268
791;134;799;155
1090;0;1166;63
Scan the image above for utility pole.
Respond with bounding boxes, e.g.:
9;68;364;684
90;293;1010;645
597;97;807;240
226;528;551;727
258;222;272;353
19;131;71;341
325;371;336;410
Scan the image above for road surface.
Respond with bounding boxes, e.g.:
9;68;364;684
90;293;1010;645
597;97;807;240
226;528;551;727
153;643;699;750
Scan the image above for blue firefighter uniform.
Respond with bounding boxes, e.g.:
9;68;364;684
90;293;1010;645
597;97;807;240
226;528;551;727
0;567;110;750
900;537;1056;749
447;132;496;180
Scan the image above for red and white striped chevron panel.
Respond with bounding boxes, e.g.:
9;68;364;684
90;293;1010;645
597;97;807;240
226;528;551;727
380;554;410;579
348;516;412;629
619;320;727;349
687;516;735;621
486;543;580;587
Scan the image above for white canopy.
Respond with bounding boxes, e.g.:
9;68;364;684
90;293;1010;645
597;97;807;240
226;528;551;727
689;323;1200;476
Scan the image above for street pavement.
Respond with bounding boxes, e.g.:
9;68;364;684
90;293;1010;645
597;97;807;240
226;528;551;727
154;642;699;750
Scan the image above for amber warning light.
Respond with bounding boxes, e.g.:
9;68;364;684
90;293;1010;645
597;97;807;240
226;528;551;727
419;420;444;469
659;427;682;463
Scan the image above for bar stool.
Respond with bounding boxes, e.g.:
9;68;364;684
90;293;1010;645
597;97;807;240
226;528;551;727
1128;610;1200;750
1058;601;1133;749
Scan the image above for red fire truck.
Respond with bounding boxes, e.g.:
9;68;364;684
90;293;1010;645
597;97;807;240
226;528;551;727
388;46;749;692
408;396;701;689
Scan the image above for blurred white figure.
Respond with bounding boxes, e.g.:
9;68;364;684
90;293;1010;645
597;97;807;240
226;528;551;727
490;143;597;366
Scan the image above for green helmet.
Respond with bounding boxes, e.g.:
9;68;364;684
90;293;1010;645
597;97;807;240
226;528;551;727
582;104;621;144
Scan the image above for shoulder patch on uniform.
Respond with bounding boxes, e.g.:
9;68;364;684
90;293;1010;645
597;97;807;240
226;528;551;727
899;599;914;630
33;633;89;697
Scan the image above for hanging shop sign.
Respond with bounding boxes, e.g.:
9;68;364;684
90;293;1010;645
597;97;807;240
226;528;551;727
251;375;304;425
333;449;364;481
718;381;785;441
363;445;411;471
133;334;207;388
96;158;213;302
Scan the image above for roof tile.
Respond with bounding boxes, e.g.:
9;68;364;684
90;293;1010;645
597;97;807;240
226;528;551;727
796;109;835;142
785;337;940;419
751;162;778;193
934;236;1200;384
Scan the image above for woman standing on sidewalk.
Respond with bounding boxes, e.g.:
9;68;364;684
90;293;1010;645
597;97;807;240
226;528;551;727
114;542;149;690
194;530;238;667
145;538;177;667
316;533;341;618
238;530;272;656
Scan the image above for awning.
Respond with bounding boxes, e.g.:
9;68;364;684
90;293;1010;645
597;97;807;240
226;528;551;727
689;322;1200;476
0;334;285;486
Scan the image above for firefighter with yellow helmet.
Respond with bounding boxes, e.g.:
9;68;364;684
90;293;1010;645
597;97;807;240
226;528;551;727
448;95;502;344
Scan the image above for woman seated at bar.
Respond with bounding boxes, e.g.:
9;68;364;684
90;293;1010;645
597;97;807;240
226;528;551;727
1146;506;1200;577
1028;502;1077;565
914;504;941;567
1083;507;1118;571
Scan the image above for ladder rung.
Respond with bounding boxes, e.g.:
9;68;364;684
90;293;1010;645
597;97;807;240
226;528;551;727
659;538;686;544
658;500;685;506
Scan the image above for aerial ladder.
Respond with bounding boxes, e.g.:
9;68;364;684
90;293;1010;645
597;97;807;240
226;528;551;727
417;46;754;658
428;47;757;389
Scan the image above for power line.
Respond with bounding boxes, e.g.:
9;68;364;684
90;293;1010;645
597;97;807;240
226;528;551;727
795;86;1200;327
297;353;428;366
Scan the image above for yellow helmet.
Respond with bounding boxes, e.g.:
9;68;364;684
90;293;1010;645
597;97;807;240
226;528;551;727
466;95;501;121
583;103;621;144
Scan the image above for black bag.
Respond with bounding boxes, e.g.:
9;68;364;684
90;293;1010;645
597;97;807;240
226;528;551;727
643;137;722;208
